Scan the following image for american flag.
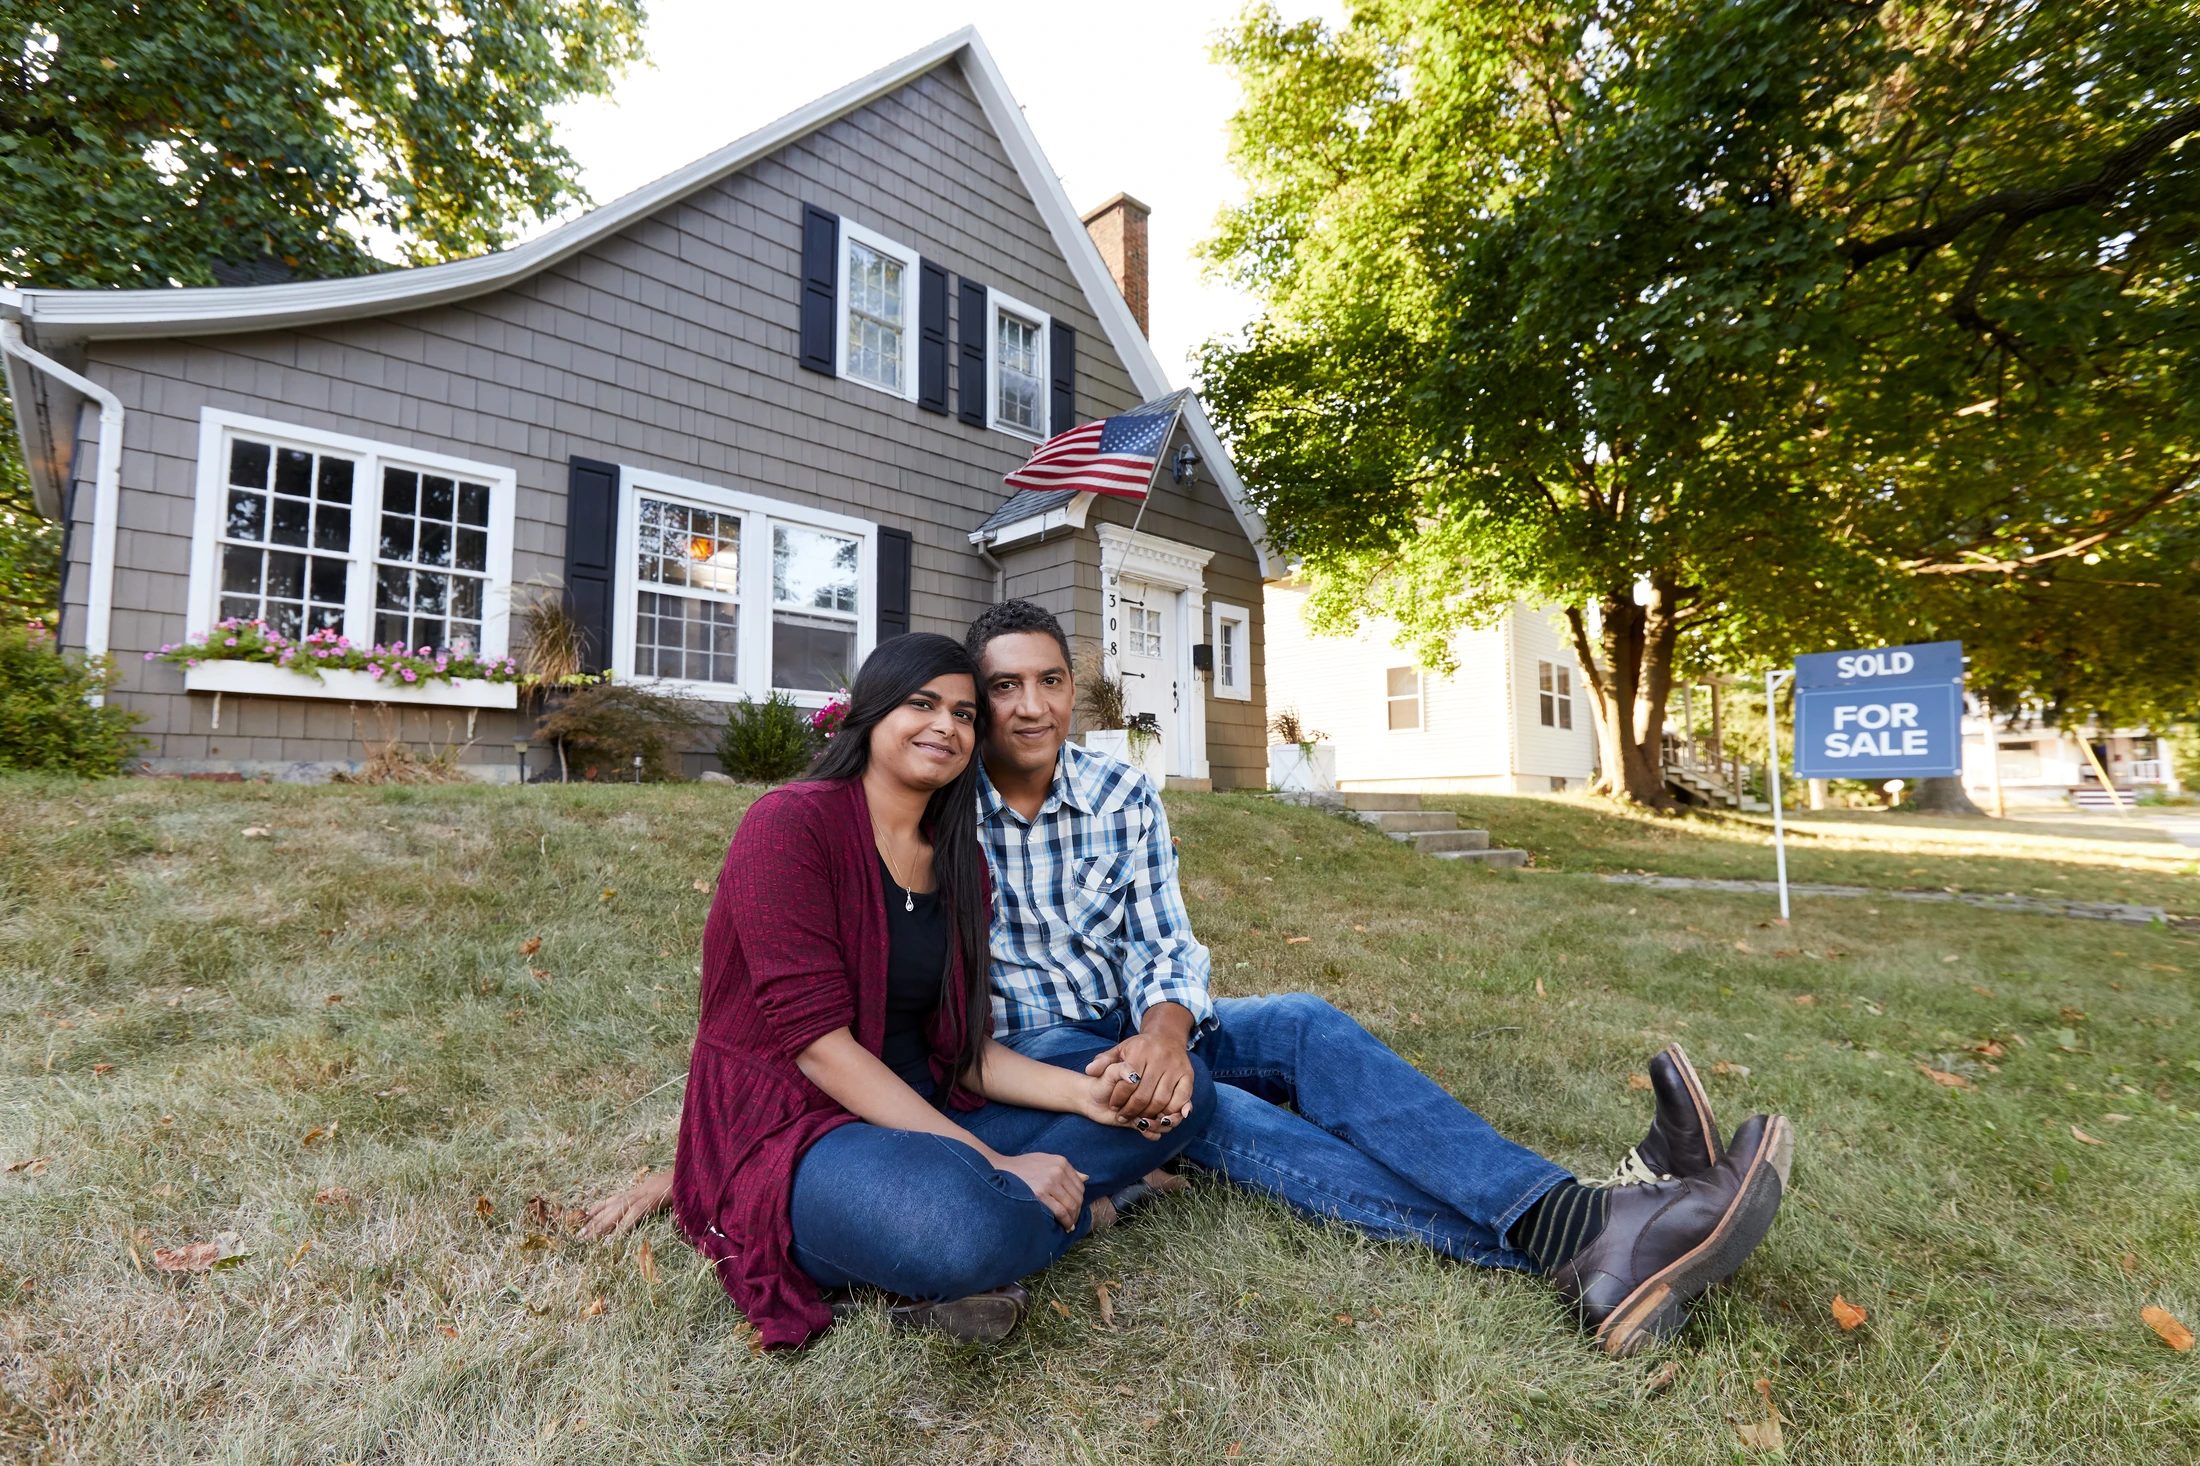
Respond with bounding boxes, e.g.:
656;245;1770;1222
1001;392;1184;499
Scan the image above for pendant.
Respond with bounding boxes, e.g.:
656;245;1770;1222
904;887;915;913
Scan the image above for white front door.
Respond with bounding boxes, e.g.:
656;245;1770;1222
1116;576;1175;761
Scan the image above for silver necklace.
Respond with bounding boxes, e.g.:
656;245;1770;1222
880;845;919;912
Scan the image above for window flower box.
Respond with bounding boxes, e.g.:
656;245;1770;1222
179;660;518;709
155;619;524;710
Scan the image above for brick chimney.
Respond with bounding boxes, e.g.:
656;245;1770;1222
1081;193;1151;337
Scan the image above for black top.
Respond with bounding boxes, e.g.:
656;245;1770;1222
879;855;948;1089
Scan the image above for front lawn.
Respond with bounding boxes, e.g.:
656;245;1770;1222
2;780;2196;1462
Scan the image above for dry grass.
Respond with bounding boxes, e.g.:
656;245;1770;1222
2;779;2197;1462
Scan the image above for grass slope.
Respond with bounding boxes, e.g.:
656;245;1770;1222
1;779;2196;1463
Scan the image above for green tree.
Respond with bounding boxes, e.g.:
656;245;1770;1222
1;0;648;611
1201;0;2200;806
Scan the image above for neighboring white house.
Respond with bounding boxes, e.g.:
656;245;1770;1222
1263;581;1598;793
1963;715;2182;807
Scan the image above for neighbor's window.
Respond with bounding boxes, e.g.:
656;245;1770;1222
1386;666;1421;731
772;523;860;691
1539;660;1573;729
218;437;353;640
633;496;741;684
375;466;492;654
193;412;515;669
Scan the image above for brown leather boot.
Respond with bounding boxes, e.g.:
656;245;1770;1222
1555;1113;1793;1356
1606;1044;1725;1185
884;1284;1031;1344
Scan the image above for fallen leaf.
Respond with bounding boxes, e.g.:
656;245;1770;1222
2148;963;2183;974
1095;1280;1115;1327
287;1236;314;1269
629;1164;652;1185
6;1156;51;1175
314;1186;355;1206
2121;1252;2140;1276
1917;1065;1972;1089
53;1018;73;1029
151;1182;173;1198
519;936;542;957
1970;984;1994;997
1734;1378;1785;1452
519;1233;551;1252
1713;1061;1753;1078
2103;1113;2133;1124
438;1324;459;1339
2060;1006;2088;1024
1830;1294;1868;1330
2071;1126;2105;1146
242;826;271;838
299;1124;331;1147
2143;1305;2195;1351
152;1233;242;1274
1734;940;1753;953
1966;1040;2006;1058
600;888;616;902
1352;924;1367;932
1942;954;1960;964
1050;1299;1072;1319
1792;994;1816;1006
583;1296;608;1317
638;1237;658;1286
693;878;711;892
1535;974;1547;997
1286;936;1311;945
1336;1312;1355;1327
526;1196;553;1226
475;1195;495;1218
1627;1073;1653;1091
92;1062;114;1075
1644;1359;1682;1393
530;968;551;981
1226;1445;1243;1459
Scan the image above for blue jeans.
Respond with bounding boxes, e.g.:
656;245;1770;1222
788;1045;1214;1300
1000;994;1568;1269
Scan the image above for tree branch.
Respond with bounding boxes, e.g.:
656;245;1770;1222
1900;470;2196;574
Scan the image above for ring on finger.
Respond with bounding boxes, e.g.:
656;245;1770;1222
1122;1070;1142;1085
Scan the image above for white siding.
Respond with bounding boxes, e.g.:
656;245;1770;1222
1508;608;1599;789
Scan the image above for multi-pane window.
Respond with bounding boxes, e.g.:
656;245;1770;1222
844;239;906;393
995;310;1044;433
633;496;742;684
1539;660;1573;729
1219;620;1238;687
771;523;860;691
375;467;491;654
218;437;353;639
1386;666;1422;731
1210;601;1251;700
1124;603;1163;659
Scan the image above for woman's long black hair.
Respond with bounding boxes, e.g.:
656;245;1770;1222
806;633;991;1094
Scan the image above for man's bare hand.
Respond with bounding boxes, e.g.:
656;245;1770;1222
1085;1027;1195;1125
578;1167;674;1241
1079;1061;1193;1138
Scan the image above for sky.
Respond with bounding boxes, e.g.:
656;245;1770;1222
549;1;1345;381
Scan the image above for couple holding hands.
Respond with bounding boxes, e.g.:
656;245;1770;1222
582;601;1792;1354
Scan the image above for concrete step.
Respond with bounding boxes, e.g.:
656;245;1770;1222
1342;791;1425;811
1351;810;1458;834
1400;828;1491;854
1432;847;1531;867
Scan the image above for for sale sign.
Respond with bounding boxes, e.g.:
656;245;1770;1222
1791;641;1965;780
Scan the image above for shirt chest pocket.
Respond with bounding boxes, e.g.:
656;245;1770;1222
1067;850;1135;933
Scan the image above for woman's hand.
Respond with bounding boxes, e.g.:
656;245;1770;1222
987;1149;1086;1230
579;1167;675;1241
1077;1061;1194;1140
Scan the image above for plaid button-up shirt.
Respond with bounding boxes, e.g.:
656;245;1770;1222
977;740;1215;1037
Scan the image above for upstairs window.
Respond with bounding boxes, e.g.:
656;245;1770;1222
986;289;1050;439
1386;666;1422;731
1539;660;1573;729
836;221;921;402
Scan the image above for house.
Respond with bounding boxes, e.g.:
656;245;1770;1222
1263;581;1598;793
1;28;1279;787
1964;716;2183;808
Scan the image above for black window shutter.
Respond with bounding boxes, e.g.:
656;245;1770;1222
877;527;913;642
1049;321;1076;437
957;278;988;427
799;206;839;375
564;457;620;675
917;262;949;414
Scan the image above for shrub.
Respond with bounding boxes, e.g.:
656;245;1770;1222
719;692;814;783
534;681;708;781
0;622;145;775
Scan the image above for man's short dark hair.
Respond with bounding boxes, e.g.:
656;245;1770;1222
965;598;1074;672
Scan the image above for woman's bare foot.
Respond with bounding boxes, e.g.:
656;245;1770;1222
579;1167;675;1240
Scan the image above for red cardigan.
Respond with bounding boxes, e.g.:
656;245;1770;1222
672;777;985;1348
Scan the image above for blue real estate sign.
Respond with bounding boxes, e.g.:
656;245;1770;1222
1792;641;1965;780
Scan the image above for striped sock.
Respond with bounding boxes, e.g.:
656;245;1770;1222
1506;1180;1610;1274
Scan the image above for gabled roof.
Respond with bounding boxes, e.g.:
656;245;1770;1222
1;27;1279;573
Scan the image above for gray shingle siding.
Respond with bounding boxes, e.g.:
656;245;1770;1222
52;59;1263;782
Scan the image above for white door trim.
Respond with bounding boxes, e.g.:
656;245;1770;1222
1097;524;1212;781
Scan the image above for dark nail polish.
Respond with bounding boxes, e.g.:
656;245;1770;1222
1136;1118;1150;1130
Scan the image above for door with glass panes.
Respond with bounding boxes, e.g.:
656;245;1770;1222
1115;577;1175;768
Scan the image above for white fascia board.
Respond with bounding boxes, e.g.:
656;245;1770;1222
954;34;1283;578
13;28;979;346
972;491;1094;549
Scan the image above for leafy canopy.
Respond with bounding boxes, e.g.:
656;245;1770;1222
1;1;648;289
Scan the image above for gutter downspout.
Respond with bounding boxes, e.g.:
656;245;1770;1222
2;321;122;690
973;536;1006;604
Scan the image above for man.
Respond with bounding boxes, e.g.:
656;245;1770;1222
957;600;1789;1357
588;600;1790;1356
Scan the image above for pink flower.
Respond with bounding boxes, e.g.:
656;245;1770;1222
223;637;237;647
401;669;417;682
143;651;155;660
185;658;199;667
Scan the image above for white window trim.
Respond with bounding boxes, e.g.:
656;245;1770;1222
1385;665;1424;733
611;465;877;706
985;286;1050;441
183;408;518;702
1209;600;1251;701
1538;659;1576;729
835;218;922;402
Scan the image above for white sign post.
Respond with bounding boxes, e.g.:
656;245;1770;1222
1766;667;1794;920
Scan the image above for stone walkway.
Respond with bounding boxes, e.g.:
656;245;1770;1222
1598;872;2183;927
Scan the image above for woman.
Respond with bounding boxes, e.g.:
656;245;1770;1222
668;633;1211;1348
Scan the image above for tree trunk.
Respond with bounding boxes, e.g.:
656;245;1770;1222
1567;578;1686;810
1909;775;1985;815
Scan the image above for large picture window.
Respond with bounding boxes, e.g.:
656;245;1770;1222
612;467;875;703
188;410;517;680
837;221;922;402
